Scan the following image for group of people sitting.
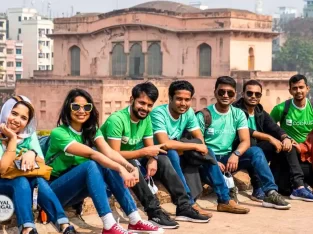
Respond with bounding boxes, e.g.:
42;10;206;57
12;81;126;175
0;74;312;234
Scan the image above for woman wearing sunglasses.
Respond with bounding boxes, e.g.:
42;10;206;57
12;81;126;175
45;89;162;234
0;96;76;234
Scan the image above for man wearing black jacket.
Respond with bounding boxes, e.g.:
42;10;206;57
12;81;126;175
233;80;313;202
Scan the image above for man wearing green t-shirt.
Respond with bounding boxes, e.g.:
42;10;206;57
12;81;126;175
271;74;313;194
151;80;250;214
196;76;290;210
233;79;313;202
101;82;208;229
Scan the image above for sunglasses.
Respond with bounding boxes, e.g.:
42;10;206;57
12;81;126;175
70;103;93;112
217;89;236;98
246;91;262;98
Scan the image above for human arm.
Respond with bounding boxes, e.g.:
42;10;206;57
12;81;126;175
0;124;17;174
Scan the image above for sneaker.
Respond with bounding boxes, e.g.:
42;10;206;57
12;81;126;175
217;200;250;214
262;190;291;210
128;220;164;234
229;187;239;204
176;205;209;223
306;186;313;193
290;188;313;202
102;223;131;234
63;225;77;234
192;203;213;218
250;188;265;202
148;209;179;229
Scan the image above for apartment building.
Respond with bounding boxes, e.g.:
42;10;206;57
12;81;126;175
7;8;53;78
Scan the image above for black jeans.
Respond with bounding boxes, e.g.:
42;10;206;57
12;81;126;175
129;156;190;215
257;141;305;189
300;161;313;186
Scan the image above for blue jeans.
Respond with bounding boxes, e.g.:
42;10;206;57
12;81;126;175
167;150;195;204
0;176;69;232
216;146;278;193
50;161;137;217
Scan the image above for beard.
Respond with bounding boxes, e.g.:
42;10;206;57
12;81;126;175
132;103;148;120
244;100;258;107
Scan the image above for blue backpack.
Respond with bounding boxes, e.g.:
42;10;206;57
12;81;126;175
38;135;61;165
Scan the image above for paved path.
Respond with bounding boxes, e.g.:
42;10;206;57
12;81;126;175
2;192;313;234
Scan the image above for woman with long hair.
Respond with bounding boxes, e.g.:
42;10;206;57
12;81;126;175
46;89;162;234
0;96;76;234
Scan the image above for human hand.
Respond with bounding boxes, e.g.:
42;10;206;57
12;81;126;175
282;138;292;152
226;154;239;172
269;136;283;153
143;144;167;157
119;167;137;188
195;144;209;155
0;123;17;140
20;150;36;171
146;158;158;177
218;162;226;172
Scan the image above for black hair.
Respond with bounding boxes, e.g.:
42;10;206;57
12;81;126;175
13;101;35;124
215;76;237;91
243;80;263;92
289;74;308;88
132;82;159;102
57;88;99;148
168;80;195;98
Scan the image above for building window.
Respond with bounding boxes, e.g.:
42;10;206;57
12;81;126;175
112;43;127;76
248;47;255;70
46;53;50;59
16;62;22;67
46;41;50;47
7;62;14;67
200;98;208;108
0;34;4;40
16;74;22;79
39;65;45;70
70;46;80;76
6;49;14;54
52;52;54;58
130;43;144;77
0;22;3;27
16;49;22;54
0;47;4;52
18;16;21;22
7;74;14;81
199;43;212;76
46;29;50;34
38;29;45;37
46;65;50;70
38;53;45;58
147;43;162;76
18;28;21;34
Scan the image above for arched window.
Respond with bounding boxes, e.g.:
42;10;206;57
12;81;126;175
191;98;197;110
70;46;80;76
248;47;255;70
199;43;212;76
148;43;162;76
200;98;208;108
130;43;144;77
112;44;127;76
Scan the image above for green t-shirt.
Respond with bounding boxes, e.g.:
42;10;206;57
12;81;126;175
150;104;200;142
100;107;153;151
248;115;257;131
196;104;248;156
270;99;313;143
45;125;103;177
0;132;44;159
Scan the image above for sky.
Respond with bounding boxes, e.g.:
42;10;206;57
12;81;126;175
0;0;305;18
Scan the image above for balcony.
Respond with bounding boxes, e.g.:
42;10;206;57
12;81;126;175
15;41;23;47
15;67;23;72
15;54;23;60
0;66;5;73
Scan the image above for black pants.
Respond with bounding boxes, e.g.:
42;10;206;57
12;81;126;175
128;156;190;215
300;161;313;186
256;141;305;192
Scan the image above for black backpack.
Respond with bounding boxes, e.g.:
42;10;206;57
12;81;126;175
183;108;212;139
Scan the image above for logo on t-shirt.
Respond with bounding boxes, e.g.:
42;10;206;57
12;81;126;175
207;128;214;135
286;119;292;126
121;136;129;144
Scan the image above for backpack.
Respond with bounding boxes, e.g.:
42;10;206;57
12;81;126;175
280;99;313;124
39;135;51;157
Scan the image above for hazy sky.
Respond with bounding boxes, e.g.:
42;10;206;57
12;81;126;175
0;0;305;18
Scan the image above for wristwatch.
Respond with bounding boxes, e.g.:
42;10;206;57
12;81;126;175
233;150;241;157
30;149;38;158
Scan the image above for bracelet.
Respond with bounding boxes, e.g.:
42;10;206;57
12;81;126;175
30;149;38;158
6;149;16;152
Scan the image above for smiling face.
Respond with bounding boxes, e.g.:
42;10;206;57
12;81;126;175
214;84;236;107
169;90;192;115
130;92;155;120
6;104;30;134
289;79;309;102
243;85;263;107
70;96;91;125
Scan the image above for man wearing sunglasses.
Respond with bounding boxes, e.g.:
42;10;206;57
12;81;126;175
233;79;313;202
196;76;291;210
101;82;209;229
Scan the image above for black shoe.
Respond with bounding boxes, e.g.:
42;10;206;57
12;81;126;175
148;209;179;229
262;190;291;210
229;187;239;204
63;225;77;234
175;205;209;223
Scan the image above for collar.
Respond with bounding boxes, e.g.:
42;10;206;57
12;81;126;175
69;125;82;135
213;104;230;115
167;104;180;122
